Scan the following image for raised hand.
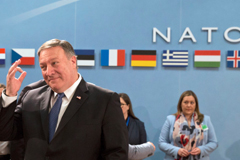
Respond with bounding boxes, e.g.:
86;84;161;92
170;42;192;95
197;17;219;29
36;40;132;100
6;59;27;96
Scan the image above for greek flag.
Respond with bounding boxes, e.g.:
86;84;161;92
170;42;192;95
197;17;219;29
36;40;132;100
162;50;188;67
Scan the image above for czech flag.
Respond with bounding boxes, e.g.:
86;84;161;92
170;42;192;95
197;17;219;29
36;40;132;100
12;49;35;65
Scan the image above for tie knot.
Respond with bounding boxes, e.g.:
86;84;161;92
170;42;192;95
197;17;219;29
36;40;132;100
57;93;65;99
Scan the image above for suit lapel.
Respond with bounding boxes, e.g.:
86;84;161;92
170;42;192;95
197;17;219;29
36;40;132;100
128;116;133;137
54;79;89;139
40;87;52;140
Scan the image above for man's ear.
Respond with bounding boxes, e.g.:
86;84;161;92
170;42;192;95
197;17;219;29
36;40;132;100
71;55;77;67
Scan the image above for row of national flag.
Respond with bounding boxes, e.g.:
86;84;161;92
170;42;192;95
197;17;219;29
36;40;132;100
0;48;240;68
0;48;35;65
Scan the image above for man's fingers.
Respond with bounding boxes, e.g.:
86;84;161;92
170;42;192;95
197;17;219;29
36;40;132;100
18;71;27;83
8;59;21;74
9;67;26;82
8;66;24;79
16;67;26;83
8;67;18;80
8;61;23;79
16;67;24;73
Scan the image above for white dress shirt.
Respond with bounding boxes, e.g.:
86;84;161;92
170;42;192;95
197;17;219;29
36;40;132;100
50;74;81;131
0;141;10;155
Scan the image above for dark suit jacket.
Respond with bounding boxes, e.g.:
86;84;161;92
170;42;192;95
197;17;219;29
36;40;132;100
128;116;147;145
0;79;128;160
10;139;25;160
10;80;47;160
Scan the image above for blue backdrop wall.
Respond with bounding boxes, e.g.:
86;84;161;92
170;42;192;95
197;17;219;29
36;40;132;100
0;1;239;159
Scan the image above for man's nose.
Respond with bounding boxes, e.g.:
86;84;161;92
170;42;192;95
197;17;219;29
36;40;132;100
46;65;54;76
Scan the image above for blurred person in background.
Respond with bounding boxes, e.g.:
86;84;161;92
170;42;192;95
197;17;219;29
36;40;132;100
159;90;218;160
119;93;147;145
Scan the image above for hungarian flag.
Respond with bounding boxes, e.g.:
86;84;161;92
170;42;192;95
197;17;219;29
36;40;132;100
131;50;157;67
194;50;221;67
75;49;95;66
0;48;5;65
101;49;125;66
12;48;35;65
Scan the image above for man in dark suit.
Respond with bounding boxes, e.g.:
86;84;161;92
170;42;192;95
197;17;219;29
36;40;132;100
0;39;128;160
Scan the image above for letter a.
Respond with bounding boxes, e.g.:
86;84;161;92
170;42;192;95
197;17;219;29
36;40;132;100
179;27;196;43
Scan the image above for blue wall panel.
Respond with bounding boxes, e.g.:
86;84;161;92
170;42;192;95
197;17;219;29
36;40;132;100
0;1;239;159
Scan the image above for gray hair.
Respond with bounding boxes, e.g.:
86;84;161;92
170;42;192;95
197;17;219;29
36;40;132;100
37;39;75;59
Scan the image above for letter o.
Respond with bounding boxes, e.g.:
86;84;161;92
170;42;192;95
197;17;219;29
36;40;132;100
224;27;240;43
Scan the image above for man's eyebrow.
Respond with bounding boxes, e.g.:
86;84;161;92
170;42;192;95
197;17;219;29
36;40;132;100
39;58;58;65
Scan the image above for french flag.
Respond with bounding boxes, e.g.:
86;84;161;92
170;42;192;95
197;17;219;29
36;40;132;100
101;49;125;66
12;49;35;65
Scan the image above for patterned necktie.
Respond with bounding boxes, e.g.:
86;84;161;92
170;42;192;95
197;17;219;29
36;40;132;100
49;93;65;142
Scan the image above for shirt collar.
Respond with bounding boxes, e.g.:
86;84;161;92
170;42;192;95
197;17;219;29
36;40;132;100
53;73;82;100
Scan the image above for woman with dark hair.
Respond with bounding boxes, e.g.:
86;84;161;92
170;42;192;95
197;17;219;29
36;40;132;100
159;90;218;160
119;93;147;145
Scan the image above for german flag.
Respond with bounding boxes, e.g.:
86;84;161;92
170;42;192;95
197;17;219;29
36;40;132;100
131;50;157;67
